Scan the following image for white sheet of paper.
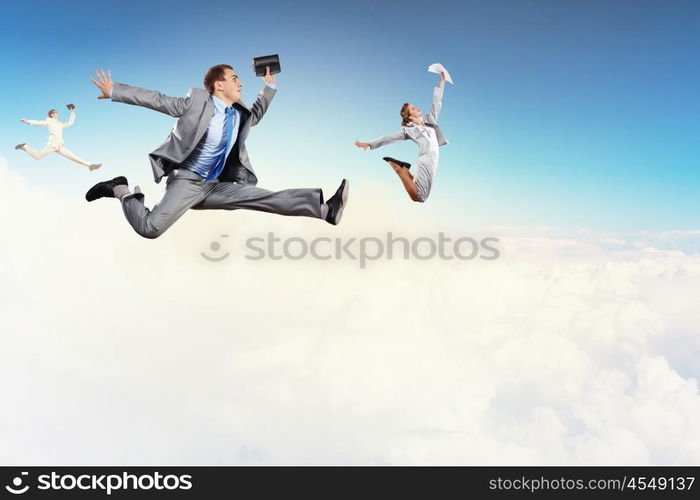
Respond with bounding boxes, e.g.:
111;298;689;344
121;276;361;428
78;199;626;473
428;63;453;84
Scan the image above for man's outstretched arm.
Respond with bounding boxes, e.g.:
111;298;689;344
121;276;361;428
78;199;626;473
91;68;193;117
21;118;48;126
249;66;277;126
62;110;76;128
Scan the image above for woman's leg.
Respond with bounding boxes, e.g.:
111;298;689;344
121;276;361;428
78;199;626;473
410;158;437;203
386;160;421;202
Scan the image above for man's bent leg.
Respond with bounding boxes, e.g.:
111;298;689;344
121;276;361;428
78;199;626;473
56;146;92;167
193;182;323;218
22;144;56;160
122;170;214;239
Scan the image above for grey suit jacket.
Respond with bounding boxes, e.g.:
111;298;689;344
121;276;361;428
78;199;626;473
111;82;276;184
368;86;448;152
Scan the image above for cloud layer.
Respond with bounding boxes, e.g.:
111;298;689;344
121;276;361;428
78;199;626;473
0;158;698;465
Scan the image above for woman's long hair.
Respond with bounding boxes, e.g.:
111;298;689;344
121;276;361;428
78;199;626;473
400;103;412;126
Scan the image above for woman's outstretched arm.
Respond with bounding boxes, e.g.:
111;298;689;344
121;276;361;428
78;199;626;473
425;71;446;123
356;130;408;150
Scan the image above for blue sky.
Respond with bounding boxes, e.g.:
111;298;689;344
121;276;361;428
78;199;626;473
1;0;698;232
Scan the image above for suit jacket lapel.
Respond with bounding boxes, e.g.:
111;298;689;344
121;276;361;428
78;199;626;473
233;101;252;144
233;101;251;116
193;98;215;148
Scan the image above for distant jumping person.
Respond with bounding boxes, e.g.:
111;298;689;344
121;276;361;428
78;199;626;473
15;104;101;171
355;69;448;202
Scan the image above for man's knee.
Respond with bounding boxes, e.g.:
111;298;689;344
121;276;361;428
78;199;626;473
123;200;165;239
139;230;164;239
134;224;165;239
134;214;166;239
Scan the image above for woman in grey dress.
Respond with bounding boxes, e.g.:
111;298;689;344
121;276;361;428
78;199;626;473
355;70;447;202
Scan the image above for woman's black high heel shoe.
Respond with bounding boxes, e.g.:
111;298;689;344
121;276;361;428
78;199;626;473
382;156;411;169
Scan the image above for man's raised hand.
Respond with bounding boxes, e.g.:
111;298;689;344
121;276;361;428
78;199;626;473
262;66;276;86
90;68;113;99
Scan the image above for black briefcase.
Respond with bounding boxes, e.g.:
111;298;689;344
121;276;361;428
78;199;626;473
253;54;281;76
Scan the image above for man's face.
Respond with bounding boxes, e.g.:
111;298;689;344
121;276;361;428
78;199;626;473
217;68;242;103
49;111;58;119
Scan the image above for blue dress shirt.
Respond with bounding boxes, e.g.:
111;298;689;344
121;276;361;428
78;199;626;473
181;95;240;180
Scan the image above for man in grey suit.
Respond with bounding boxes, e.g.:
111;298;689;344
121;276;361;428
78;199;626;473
86;65;348;238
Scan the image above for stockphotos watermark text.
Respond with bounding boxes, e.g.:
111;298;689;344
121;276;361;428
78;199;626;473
202;232;500;268
4;471;192;495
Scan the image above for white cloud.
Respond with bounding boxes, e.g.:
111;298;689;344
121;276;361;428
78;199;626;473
0;157;699;465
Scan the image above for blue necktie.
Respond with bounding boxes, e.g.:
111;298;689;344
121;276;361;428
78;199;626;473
206;106;235;181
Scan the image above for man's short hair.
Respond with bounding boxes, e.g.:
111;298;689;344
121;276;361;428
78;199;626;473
47;109;57;117
204;64;233;94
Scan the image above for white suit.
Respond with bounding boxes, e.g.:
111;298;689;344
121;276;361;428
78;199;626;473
21;111;95;167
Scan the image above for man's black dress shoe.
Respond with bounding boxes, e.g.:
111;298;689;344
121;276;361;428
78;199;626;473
85;176;128;202
325;178;349;225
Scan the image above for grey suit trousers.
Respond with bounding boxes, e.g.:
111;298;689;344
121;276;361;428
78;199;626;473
121;169;322;239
